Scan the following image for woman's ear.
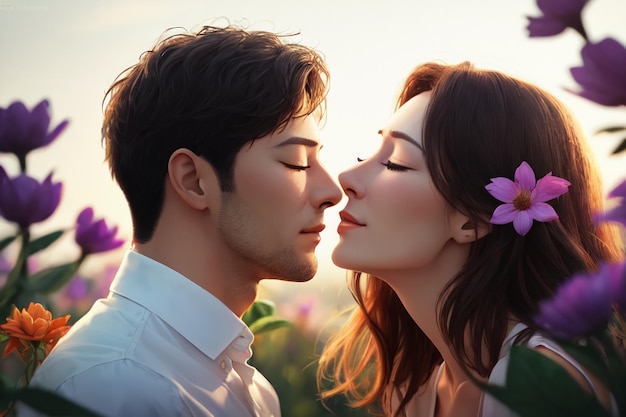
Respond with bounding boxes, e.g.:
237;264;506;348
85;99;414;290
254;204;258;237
451;211;492;244
167;149;220;211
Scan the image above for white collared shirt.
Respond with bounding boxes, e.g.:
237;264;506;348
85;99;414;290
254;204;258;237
20;250;281;417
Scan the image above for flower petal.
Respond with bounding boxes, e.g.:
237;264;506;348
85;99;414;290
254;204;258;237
608;178;626;200
512;211;533;236
527;202;559;222
514;161;536;191
531;173;571;202
534;264;618;338
485;177;519;203
596;205;626;228
536;0;588;16
0;100;67;157
527;16;567;37
570;38;626;106
490;203;519;225
75;208;125;254
2;338;22;358
0;173;62;227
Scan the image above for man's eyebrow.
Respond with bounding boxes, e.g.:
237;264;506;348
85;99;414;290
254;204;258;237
378;129;424;151
275;136;319;147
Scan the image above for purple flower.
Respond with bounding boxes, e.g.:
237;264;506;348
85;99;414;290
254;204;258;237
94;265;117;299
535;262;626;339
526;0;588;38
65;275;90;301
0;100;69;159
486;161;571;236
298;299;314;318
0;166;62;228
594;178;626;227
74;207;125;255
569;38;626;107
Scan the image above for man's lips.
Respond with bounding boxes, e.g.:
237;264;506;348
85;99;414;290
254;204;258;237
339;211;365;226
301;224;326;233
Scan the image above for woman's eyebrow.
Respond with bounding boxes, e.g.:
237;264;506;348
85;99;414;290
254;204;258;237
378;129;424;152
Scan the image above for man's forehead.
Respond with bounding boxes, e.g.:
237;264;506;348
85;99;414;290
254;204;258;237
268;114;322;146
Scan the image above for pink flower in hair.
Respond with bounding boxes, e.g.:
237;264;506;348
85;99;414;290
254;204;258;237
485;161;570;236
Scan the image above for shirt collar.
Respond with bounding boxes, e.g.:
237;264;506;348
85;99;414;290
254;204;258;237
109;250;248;360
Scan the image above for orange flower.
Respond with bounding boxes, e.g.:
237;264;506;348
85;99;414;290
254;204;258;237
0;302;70;361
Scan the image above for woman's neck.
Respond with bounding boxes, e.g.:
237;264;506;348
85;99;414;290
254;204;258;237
435;362;483;417
382;238;481;392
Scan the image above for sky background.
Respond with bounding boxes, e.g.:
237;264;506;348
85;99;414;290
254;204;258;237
1;0;625;322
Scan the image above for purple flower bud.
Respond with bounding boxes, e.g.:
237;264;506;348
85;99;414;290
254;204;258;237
74;207;125;255
0;166;62;228
569;38;626;107
526;0;588;38
535;262;626;339
0;100;69;159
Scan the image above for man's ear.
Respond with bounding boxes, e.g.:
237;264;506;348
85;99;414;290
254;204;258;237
167;149;220;210
450;211;492;244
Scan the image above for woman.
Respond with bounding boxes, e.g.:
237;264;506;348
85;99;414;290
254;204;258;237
318;62;622;417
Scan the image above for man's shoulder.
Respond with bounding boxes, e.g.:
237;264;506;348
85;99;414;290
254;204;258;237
30;296;152;389
21;359;186;417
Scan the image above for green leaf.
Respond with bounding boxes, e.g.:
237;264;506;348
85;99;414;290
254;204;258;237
597;331;626;412
611;138;626;155
26;230;64;256
242;299;277;326
0;300;15;323
481;346;610;417
557;338;613;384
24;260;81;294
0;385;17;412
249;316;292;335
0;235;17;251
3;240;30;289
2;386;104;416
0;284;19;315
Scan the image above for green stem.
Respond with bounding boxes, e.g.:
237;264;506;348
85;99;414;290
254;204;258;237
17;228;30;283
22;342;45;386
0;229;31;311
18;154;26;174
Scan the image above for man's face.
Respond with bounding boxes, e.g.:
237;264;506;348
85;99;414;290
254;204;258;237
217;113;342;282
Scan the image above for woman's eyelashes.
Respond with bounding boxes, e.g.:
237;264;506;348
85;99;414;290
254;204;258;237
356;157;413;171
381;160;413;171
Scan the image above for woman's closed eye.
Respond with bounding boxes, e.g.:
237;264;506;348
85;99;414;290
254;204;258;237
381;160;414;171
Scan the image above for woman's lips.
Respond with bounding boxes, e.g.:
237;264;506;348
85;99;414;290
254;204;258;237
338;211;365;233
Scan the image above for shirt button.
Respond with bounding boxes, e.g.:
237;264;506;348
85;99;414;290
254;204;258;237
220;361;226;369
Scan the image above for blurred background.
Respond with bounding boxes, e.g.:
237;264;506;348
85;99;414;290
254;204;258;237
1;0;625;415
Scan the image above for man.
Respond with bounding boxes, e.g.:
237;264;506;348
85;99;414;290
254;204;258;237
22;25;341;417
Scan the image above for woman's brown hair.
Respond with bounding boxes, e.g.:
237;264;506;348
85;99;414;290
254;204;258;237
318;62;623;416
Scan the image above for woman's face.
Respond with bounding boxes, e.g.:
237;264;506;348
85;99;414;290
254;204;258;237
333;92;459;277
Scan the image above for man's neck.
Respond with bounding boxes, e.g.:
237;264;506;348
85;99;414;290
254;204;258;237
133;241;259;318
